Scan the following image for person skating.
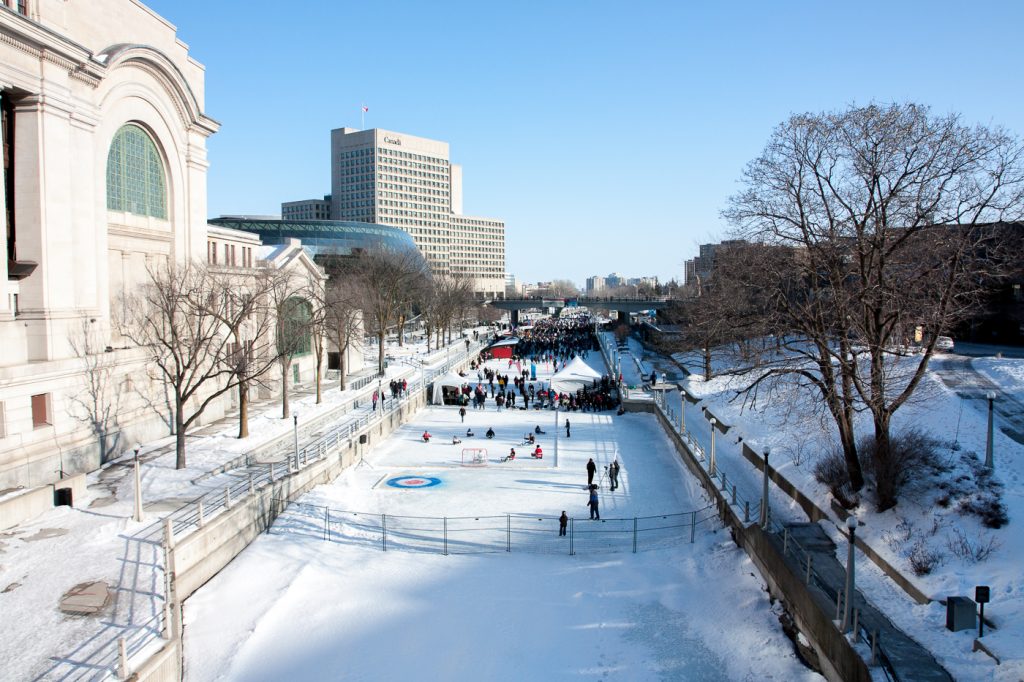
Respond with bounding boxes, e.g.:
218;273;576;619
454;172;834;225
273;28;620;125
587;486;600;520
586;458;596;486
486;427;495;439
609;460;620;490
559;511;568;536
459;406;466;423
565;419;571;438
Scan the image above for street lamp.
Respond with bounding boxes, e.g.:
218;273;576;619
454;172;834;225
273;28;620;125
842;516;858;633
133;444;144;523
708;417;718;477
985;391;996;469
760;447;770;528
293;413;300;469
677;384;686;433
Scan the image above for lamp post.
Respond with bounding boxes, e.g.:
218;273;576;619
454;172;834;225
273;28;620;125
133;444;144;523
985;391;996;469
677;384;686;433
553;406;559;468
842;516;858;633
708;417;718;477
760;447;770;528
292;413;300;469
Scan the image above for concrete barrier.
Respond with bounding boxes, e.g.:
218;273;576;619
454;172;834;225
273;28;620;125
645;405;872;682
0;485;54;531
132;387;427;682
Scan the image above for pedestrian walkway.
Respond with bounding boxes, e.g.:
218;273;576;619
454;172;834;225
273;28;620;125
933;356;1024;445
775;523;953;682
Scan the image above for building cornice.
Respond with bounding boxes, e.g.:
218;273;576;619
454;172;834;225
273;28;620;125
0;11;105;88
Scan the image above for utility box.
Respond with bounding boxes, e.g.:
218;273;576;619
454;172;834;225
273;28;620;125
946;596;977;632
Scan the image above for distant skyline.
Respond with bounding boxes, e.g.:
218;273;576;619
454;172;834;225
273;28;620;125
144;0;1024;285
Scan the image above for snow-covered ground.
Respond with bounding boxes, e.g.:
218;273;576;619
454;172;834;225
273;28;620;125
0;334;485;681
182;354;820;682
652;340;1024;681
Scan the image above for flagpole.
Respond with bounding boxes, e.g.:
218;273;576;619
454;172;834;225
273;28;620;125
361;103;365;130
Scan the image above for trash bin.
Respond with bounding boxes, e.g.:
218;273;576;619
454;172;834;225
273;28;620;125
946;596;976;632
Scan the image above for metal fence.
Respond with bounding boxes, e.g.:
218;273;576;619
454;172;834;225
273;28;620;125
620;333;898;681
131;337;487;545
270;499;719;556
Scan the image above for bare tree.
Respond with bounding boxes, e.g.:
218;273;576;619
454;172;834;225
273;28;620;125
67;320;123;465
268;269;312;419
205;267;281;438
117;261;242;469
303;270;329;404
544;279;580;298
324;277;363;391
726;103;1024;509
349;246;431;375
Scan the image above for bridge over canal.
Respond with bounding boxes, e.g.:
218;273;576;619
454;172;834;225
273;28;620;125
488;297;670;326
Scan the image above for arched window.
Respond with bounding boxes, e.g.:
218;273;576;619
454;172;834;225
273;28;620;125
106;124;167;219
278;297;312;356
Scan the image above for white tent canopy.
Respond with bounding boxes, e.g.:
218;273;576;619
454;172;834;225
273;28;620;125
549;356;602;393
432;370;471;404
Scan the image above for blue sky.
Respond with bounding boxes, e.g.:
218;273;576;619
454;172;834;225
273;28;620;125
144;0;1024;286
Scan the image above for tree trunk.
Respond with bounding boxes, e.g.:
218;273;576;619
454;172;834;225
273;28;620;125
314;350;322;404
339;348;347;391
175;401;186;470
703;346;712;381
398;314;405;346
836;408;862;491
238;379;249;439
425;323;432;351
872;412;897;511
281;360;290;419
838;337;864;491
377;331;386;375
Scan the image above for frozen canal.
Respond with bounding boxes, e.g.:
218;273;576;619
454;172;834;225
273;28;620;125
182;357;820;681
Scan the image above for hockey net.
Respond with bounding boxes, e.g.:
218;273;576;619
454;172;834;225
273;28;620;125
461;448;488;467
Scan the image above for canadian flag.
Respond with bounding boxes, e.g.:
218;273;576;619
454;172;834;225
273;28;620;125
361;105;369;113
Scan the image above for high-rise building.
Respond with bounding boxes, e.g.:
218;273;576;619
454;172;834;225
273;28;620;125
586;275;606;295
331;127;452;271
317;126;505;297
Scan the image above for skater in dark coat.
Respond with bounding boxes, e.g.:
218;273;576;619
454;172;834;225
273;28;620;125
565;419;571;438
559;511;568;536
586;458;597;486
587;488;600;519
459;406;466;422
609;460;620;490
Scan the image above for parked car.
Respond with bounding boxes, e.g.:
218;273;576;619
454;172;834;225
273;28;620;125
935;336;955;351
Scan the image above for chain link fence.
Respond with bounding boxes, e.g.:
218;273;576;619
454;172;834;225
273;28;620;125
269;499;719;556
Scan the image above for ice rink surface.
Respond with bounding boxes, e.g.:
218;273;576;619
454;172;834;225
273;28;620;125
183;357;821;681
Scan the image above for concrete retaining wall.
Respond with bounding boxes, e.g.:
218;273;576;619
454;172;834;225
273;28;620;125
0;486;53;531
0;473;88;530
633;402;872;682
132;387;428;682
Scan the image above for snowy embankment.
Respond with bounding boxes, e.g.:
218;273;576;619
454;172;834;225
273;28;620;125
0;334;481;681
182;355;820;682
667;343;1024;681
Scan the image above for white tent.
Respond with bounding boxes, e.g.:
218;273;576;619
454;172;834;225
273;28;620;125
549;356;602;393
431;370;471;405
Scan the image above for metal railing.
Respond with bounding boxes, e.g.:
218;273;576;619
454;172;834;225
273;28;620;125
270;499;719;556
135;335;487;545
